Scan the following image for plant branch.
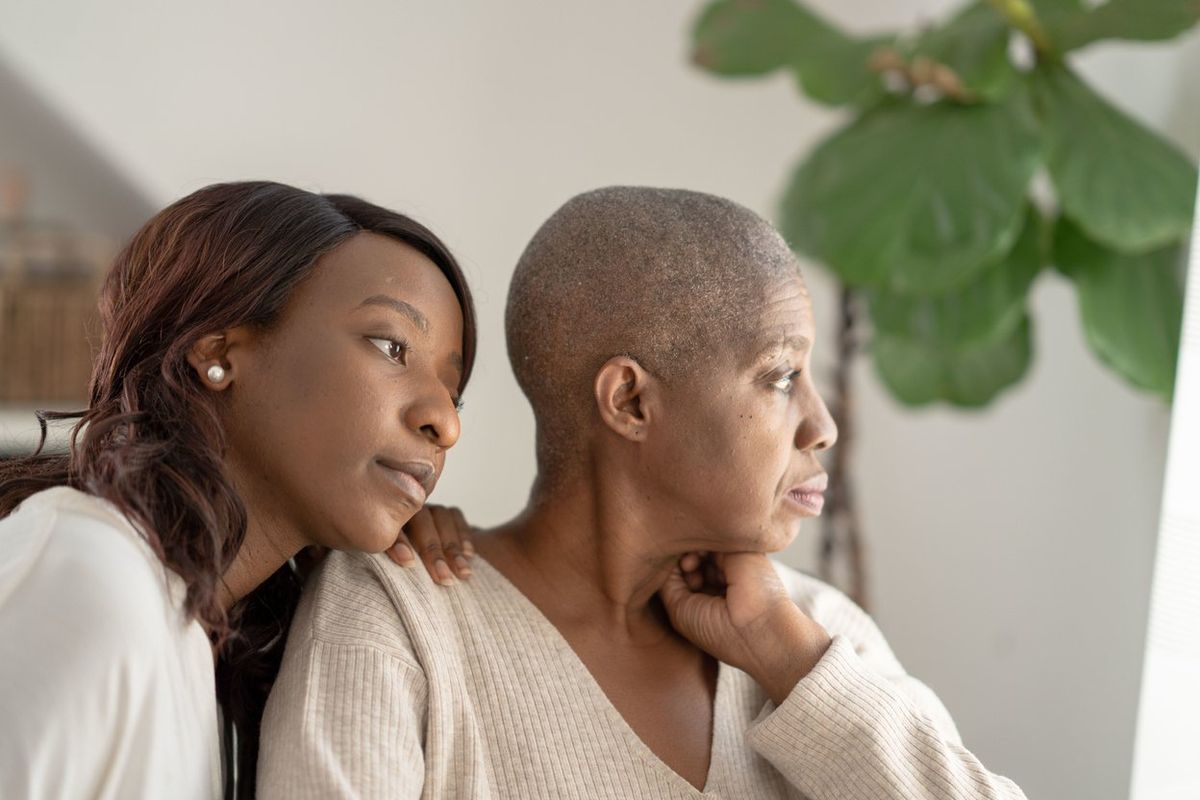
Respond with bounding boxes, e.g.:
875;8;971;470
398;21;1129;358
986;0;1055;56
821;285;869;611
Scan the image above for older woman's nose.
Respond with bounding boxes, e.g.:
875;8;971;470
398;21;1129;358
796;387;838;452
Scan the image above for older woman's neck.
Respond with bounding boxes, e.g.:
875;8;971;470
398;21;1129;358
499;472;683;636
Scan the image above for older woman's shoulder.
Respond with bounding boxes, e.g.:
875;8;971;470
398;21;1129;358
769;559;905;675
296;550;454;661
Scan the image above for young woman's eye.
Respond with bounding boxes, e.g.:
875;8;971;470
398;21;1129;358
771;370;801;392
368;337;409;365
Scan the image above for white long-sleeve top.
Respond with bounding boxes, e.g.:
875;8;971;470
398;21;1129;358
0;487;221;800
259;549;1026;799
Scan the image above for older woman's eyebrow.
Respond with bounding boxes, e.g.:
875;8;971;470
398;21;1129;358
357;294;429;333
752;334;812;362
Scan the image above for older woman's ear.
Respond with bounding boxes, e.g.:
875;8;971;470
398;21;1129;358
593;355;657;442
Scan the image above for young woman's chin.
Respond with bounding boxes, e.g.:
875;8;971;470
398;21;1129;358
320;499;419;554
332;464;436;552
343;514;412;554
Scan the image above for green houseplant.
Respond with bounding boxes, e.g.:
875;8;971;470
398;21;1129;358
690;0;1199;605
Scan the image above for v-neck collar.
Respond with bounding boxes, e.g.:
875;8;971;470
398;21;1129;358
471;555;731;796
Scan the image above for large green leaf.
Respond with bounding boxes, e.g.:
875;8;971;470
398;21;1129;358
1027;0;1089;41
1038;0;1200;51
792;33;891;107
1053;217;1185;397
780;90;1041;290
911;2;1019;102
872;313;1034;407
691;0;814;76
869;205;1044;346
1034;67;1197;252
690;0;889;106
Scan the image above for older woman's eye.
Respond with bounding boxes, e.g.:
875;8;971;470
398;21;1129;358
771;370;801;391
368;337;409;365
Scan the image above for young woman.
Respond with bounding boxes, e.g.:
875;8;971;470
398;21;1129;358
260;186;1028;798
0;181;478;800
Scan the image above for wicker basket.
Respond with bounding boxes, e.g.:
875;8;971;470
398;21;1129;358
0;274;102;404
0;173;110;404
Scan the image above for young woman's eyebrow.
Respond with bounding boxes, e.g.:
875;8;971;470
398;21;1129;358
357;294;429;333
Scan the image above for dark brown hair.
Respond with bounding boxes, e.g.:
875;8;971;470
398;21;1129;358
0;181;477;798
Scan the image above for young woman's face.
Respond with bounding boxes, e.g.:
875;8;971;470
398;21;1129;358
647;275;836;554
223;232;465;552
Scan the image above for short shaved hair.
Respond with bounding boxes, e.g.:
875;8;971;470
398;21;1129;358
506;186;804;482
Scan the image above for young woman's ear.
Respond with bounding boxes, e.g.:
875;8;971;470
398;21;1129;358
186;334;233;390
593;355;658;442
186;330;251;391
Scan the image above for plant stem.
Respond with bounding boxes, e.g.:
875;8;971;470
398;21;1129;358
986;0;1055;56
821;285;869;611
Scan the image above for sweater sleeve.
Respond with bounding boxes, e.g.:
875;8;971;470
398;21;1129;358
257;635;428;800
745;575;1027;800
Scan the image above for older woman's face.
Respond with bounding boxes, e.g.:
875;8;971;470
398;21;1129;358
222;232;465;553
647;275;837;553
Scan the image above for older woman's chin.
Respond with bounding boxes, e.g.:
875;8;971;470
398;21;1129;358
762;527;802;554
721;521;802;555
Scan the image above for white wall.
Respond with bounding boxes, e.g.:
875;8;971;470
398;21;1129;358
2;2;1195;797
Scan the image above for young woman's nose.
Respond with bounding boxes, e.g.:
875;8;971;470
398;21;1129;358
403;381;462;449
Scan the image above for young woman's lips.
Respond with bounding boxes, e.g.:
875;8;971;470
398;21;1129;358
375;459;433;506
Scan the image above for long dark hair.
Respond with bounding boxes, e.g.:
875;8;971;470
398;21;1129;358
0;181;477;798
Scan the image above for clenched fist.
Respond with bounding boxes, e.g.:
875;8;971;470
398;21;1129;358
660;551;833;705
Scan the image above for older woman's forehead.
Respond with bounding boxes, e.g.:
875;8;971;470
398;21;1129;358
739;289;815;360
753;277;814;324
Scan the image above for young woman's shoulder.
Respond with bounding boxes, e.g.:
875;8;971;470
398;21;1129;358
0;486;184;654
0;486;221;799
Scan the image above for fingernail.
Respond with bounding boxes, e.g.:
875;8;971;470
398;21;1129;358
393;543;416;565
434;559;456;585
454;555;472;577
461;540;476;557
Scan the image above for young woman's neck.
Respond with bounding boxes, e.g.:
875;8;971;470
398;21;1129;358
218;465;308;613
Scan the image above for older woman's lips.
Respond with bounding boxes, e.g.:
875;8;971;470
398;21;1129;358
375;459;432;506
786;474;828;515
787;488;825;515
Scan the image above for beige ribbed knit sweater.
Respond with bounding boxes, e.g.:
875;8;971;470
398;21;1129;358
258;551;1026;799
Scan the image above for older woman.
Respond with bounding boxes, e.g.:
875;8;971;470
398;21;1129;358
259;187;1027;799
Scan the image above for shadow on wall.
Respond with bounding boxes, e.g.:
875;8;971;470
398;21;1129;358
0;50;154;238
0;49;156;453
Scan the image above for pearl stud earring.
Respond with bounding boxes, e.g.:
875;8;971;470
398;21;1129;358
206;365;226;384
